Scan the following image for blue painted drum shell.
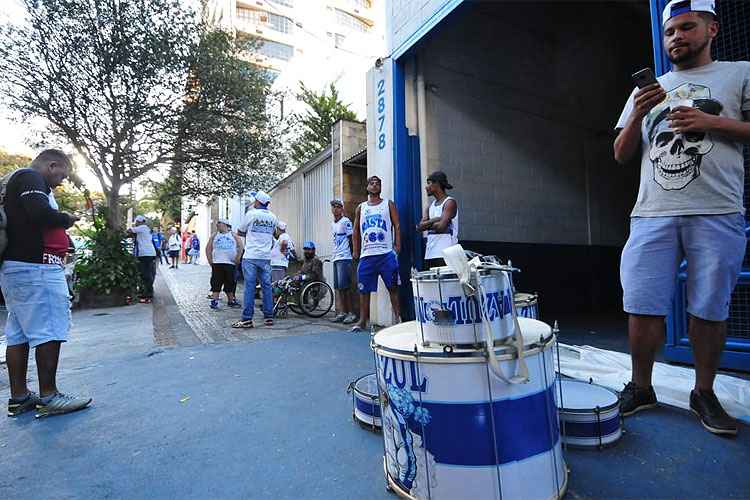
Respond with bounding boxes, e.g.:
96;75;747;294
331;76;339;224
355;395;381;417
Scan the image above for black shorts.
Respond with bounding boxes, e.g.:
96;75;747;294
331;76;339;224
168;250;179;258
211;263;237;293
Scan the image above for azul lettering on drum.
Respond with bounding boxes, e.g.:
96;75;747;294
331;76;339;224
414;290;513;325
378;355;427;393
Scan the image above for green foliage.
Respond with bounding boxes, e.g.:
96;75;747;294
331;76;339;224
290;82;358;165
74;211;141;296
0;149;31;176
174;29;286;197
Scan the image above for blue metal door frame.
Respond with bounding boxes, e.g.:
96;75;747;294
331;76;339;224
392;58;422;321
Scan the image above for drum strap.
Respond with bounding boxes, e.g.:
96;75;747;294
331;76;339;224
475;267;529;384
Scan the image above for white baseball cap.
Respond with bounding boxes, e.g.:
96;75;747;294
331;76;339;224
662;0;716;26
134;215;146;223
217;218;230;226
255;191;271;205
277;221;287;230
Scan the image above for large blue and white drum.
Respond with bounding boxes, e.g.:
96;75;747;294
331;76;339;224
556;379;621;448
349;373;381;430
373;318;567;500
412;267;515;346
514;292;539;319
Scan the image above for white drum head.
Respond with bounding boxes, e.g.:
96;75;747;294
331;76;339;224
557;379;618;411
514;292;537;302
354;373;378;397
373;317;552;352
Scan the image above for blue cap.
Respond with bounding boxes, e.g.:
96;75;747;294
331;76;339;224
303;240;315;249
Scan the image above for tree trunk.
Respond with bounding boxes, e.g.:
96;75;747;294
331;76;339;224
105;188;123;230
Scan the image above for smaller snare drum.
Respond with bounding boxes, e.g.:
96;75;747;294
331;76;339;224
557;379;622;448
514;292;539;319
348;373;381;431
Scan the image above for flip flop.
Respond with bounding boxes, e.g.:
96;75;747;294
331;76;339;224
350;325;366;332
232;320;254;329
264;318;274;326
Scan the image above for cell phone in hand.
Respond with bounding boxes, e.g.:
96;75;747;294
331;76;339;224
632;68;658;89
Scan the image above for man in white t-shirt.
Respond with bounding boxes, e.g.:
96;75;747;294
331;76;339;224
270;221;293;283
233;191;278;328
330;199;356;324
127;215;156;303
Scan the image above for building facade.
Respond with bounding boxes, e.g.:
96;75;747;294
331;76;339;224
206;0;384;118
369;0;748;328
270;119;367;288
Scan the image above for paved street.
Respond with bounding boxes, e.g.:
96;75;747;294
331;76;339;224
1;264;748;499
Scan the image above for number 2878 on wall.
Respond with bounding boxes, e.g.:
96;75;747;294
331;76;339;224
377;79;386;150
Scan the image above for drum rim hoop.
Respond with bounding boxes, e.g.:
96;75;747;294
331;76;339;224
373;334;556;363
556;380;620;413
352;373;379;397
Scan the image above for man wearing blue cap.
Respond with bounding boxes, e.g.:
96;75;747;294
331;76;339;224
296;241;324;284
233;191;277;328
614;0;750;435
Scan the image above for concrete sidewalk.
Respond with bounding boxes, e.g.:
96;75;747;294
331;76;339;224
156;263;351;344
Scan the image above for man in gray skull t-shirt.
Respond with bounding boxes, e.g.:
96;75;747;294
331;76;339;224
613;1;750;436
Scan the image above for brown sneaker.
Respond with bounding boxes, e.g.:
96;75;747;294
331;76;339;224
619;381;658;417
690;389;737;436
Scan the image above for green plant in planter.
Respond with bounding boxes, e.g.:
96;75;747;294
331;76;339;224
74;211;141;297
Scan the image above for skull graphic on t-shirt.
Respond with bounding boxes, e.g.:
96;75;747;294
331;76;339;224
644;83;723;191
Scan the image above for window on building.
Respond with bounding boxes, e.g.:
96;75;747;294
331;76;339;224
267;12;293;34
236;7;263;24
349;0;372;9
334;33;346;48
270;0;294;7
258;40;294;61
335;9;370;33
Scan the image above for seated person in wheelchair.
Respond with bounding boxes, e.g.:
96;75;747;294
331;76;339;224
294;240;324;285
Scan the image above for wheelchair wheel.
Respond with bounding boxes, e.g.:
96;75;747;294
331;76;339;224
300;281;334;318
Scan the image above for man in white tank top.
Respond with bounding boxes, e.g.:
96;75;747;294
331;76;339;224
416;171;458;269
351;175;401;331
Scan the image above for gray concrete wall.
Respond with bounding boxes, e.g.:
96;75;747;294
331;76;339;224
418;1;649;246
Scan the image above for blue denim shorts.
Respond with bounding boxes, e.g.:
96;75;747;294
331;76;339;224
0;261;71;347
333;259;352;290
620;213;746;321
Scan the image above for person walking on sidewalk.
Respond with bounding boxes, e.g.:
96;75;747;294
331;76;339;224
187;231;200;264
1;149;92;418
351;175;402;332
152;227;165;265
127;215;156;304
613;0;750;436
233;191;278;328
416;171;458;269
330;199;356;324
206;218;243;310
270;221;293;283
167;227;181;269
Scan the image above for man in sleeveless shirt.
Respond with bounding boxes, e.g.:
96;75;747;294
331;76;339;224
416;171;458;269
614;0;750;435
351;176;401;331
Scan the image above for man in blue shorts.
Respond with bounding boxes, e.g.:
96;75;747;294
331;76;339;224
2;149;92;417
613;0;750;435
351;176;401;331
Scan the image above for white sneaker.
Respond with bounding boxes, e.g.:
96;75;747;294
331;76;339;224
342;313;357;324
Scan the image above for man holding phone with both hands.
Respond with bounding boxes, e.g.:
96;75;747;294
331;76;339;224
614;0;750;435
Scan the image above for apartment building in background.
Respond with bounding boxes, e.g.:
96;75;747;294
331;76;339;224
206;0;385;118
